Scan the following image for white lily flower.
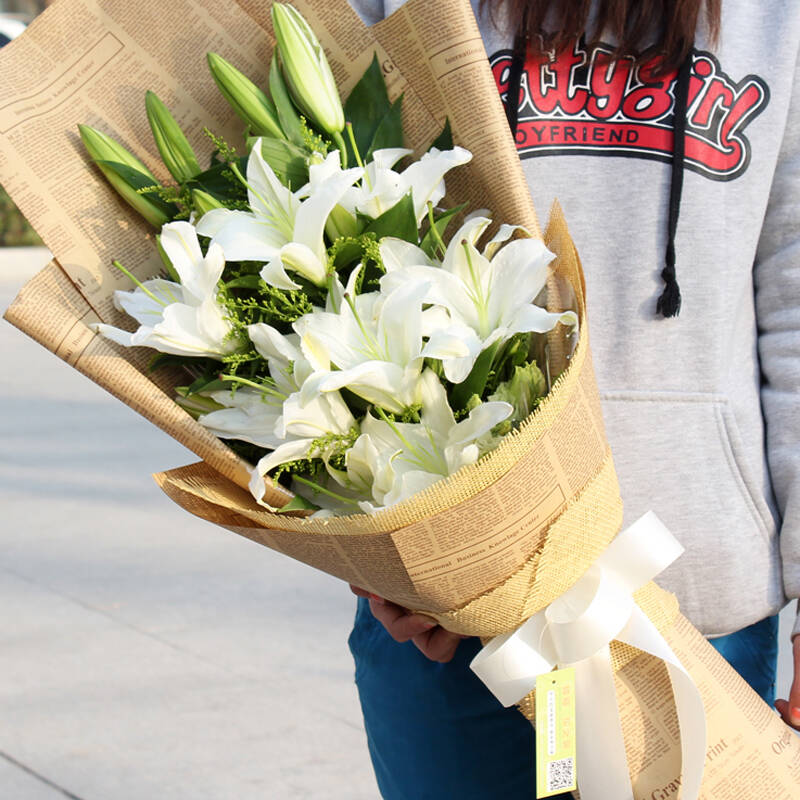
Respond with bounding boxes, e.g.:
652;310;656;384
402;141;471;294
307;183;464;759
91;221;238;359
308;146;472;225
294;272;464;413
198;324;313;448
380;216;577;382
343;370;512;510
247;323;315;393
248;386;357;507
238;323;360;508
196;143;362;289
198;387;285;449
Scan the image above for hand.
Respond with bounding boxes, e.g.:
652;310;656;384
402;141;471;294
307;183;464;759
349;585;464;663
775;636;800;729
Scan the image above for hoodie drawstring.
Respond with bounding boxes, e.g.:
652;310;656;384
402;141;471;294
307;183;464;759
658;51;693;318
505;31;694;320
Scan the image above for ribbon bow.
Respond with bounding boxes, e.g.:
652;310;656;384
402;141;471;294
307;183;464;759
470;511;706;800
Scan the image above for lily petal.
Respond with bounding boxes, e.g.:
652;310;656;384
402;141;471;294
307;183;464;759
292;166;363;263
401;146;473;221
247;323;303;364
379;238;434;273
201;209;285;263
260;254;302;291
449;401;512;447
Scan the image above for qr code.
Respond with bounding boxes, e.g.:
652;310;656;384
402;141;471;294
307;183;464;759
547;757;575;792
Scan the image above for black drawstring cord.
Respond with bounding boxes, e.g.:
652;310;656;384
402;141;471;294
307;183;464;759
505;11;529;137
657;52;693;318
504;27;691;319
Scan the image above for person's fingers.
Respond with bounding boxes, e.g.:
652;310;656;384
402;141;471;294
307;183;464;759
369;598;437;642
411;626;462;663
776;636;800;729
349;585;387;604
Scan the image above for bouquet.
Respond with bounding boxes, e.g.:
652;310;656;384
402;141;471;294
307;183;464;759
81;3;577;518
3;1;800;798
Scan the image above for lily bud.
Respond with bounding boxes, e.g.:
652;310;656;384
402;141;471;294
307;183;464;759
191;189;224;217
207;52;284;139
271;4;345;138
145;91;201;184
78;124;175;227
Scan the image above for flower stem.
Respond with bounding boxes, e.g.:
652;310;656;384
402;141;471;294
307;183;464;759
346;121;372;192
332;129;349;168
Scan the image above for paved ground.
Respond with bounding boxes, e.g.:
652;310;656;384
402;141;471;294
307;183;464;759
0;248;796;799
1;248;379;798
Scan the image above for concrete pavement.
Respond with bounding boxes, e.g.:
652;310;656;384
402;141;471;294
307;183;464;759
1;248;379;798
0;248;796;799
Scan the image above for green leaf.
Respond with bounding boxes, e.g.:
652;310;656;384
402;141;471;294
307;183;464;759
187;158;248;201
269;56;307;147
331;241;365;270
362;192;417;244
148;352;194;373
431;118;453;150
343;54;392;166
185;374;227;395
365;95;404;158
226;274;262;289
256;137;309;189
276;494;318;513
488;360;546;421
450;340;502;412
420;202;467;259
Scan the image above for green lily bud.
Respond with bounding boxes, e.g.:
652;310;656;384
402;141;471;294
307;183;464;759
207;52;284;139
145;91;201;184
78;124;175;227
271;4;345;138
191;189;224;217
174;389;226;419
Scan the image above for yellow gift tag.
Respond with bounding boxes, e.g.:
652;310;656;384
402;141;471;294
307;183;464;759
535;667;577;798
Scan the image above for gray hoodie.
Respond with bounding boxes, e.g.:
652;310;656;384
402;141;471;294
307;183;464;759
350;0;800;638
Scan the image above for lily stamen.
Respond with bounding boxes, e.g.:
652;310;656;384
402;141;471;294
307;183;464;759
112;260;167;307
219;373;285;399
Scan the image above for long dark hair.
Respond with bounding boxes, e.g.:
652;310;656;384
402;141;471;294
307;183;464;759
484;0;721;73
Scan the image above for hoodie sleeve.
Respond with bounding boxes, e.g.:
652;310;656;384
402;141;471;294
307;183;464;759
753;44;800;638
347;0;386;25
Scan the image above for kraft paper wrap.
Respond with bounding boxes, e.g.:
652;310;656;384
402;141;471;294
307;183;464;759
3;0;800;796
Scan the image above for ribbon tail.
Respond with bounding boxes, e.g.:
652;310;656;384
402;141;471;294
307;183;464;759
573;645;634;800
470;610;556;708
617;606;707;800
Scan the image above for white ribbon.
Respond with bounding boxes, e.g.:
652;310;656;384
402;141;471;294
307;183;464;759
470;511;706;800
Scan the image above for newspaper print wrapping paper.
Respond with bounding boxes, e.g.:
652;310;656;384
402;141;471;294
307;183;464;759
2;0;800;796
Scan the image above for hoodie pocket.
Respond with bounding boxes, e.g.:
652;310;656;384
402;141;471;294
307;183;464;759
714;400;777;541
599;391;782;633
600;392;776;544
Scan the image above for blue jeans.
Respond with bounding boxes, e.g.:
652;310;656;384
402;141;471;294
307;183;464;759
349;598;778;800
